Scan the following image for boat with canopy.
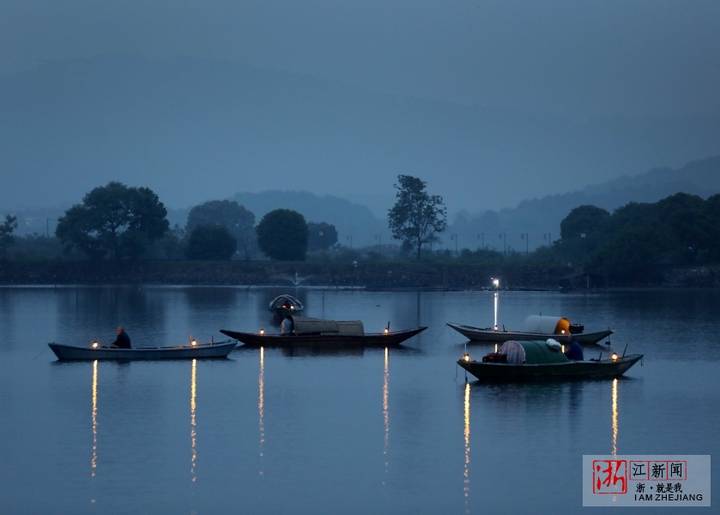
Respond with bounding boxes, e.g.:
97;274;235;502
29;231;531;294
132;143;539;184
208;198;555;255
448;315;612;345
222;316;426;347
457;339;642;381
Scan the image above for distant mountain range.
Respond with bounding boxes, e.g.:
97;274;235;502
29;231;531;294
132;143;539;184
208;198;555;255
9;156;720;253
447;156;720;252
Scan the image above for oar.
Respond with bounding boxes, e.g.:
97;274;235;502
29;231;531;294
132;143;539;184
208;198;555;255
32;346;48;360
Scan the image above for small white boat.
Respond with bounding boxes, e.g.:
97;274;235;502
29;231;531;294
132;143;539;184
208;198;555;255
48;340;236;361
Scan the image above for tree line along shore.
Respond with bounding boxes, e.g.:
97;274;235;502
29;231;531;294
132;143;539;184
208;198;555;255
2;177;720;288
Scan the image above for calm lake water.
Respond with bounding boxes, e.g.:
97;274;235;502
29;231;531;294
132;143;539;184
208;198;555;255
0;286;717;514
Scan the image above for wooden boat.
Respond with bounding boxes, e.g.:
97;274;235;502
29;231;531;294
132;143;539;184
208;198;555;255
48;340;236;361
458;354;642;381
456;340;642;381
447;315;612;345
220;326;427;347
447;323;612;345
268;294;304;318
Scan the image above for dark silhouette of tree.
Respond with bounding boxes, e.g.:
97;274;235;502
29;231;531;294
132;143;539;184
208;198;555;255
559;192;720;284
185;224;237;260
0;214;18;260
388;175;446;259
560;205;611;240
186;200;256;259
307;222;338;251
56;182;168;260
256;209;308;261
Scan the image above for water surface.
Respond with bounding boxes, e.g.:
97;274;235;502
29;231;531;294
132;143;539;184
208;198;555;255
0;287;717;514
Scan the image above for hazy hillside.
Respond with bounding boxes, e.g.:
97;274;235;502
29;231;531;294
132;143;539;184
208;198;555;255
231;190;386;246
448;156;720;252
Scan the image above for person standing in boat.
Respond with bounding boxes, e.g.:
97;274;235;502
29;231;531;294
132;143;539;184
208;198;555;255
280;316;294;336
111;326;132;348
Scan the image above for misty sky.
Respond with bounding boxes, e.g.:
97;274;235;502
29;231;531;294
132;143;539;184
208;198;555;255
1;0;719;214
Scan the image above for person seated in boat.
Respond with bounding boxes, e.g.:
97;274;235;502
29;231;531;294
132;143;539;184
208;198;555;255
564;339;584;361
110;326;132;348
280;316;294;336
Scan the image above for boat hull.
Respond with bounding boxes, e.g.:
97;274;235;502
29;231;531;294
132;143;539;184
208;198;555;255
48;341;237;361
220;327;427;347
457;354;642;382
447;323;612;345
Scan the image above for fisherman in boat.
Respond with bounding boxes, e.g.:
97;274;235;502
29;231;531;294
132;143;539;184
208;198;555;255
563;339;584;361
280;316;295;336
110;326;132;348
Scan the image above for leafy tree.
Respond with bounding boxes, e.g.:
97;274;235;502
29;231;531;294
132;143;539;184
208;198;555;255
388;175;447;259
56;182;169;260
186;200;256;259
704;194;720;260
655;193;710;263
185;225;237;260
256;209;308;261
557;192;720;283
560;205;611;240
307;222;338;251
590;226;665;284
0;214;18;260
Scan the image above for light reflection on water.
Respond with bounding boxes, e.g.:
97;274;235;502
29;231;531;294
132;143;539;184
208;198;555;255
90;359;98;478
190;358;197;483
382;346;390;482
463;381;471;514
611;377;619;456
258;346;265;477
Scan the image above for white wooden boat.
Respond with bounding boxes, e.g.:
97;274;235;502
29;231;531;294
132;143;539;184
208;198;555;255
448;315;612;345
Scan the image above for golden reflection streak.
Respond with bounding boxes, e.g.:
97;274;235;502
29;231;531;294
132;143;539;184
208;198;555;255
611;378;618;456
382;347;390;480
90;359;98;478
190;358;198;483
258;347;265;477
463;381;471;513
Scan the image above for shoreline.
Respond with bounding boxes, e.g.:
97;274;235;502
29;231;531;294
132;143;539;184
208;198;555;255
1;260;717;289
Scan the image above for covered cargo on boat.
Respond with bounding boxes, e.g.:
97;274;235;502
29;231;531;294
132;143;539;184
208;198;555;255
519;341;570;364
291;316;364;336
499;341;526;364
523;315;572;335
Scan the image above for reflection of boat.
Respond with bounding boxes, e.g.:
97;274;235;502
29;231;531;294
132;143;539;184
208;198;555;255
448;315;612;345
279;345;366;357
268;294;304;318
457;341;642;382
221;317;426;348
48;341;236;361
